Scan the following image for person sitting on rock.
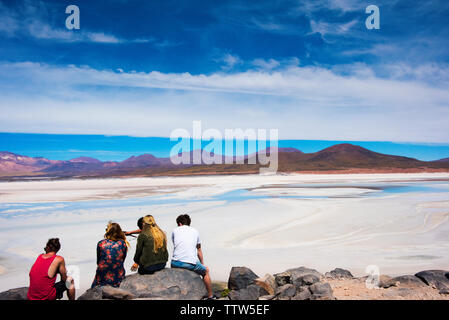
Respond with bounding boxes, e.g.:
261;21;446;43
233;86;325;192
171;214;214;299
92;222;129;288
124;217;144;236
131;215;168;275
27;238;75;300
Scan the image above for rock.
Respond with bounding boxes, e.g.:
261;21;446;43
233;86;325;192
228;284;264;300
325;268;354;280
293;274;320;288
292;286;312;300
380;275;427;289
228;266;259;291
275;284;297;300
274;271;291;287
439;287;449;295
258;295;275;300
254;274;277;295
274;266;323;287
119;268;207;300
0;287;28;300
415;270;449;291
309;282;334;300
102;286;135;300
77;286;103;300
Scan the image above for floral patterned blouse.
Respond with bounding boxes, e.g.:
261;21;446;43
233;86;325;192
91;239;127;288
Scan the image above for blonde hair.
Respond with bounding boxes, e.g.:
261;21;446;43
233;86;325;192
142;215;166;253
105;222;130;247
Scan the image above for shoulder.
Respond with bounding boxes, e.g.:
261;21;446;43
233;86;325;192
97;239;108;247
54;255;64;264
188;226;199;236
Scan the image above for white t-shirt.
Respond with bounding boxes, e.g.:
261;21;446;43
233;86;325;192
171;225;201;264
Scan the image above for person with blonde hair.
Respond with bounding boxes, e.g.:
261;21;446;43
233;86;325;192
131;215;168;275
91;222;129;288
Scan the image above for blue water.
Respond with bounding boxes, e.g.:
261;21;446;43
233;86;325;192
0;181;448;219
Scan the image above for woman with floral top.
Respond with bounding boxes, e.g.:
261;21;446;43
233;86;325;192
91;222;129;288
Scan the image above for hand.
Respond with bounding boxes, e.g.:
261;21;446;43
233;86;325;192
131;263;138;272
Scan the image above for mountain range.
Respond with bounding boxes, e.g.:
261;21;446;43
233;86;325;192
1;144;449;179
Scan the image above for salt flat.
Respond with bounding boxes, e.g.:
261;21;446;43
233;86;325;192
0;173;448;298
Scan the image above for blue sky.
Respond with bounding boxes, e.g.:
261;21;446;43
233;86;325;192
1;133;449;161
0;0;449;158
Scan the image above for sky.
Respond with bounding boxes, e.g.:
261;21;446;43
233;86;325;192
2;133;449;161
0;0;449;158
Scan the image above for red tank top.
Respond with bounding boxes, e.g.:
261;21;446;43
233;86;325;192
27;254;59;300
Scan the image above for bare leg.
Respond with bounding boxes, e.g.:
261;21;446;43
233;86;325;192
66;277;76;300
67;287;76;300
203;267;213;298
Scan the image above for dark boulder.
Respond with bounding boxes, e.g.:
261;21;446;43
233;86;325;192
274;284;297;300
292;286;312;300
77;286;103;300
309;282;334;300
274;266;323;287
0;287;28;300
119;268;207;300
415;270;449;291
228;267;259;291
293;274;320;288
228;284;265;300
273;271;291;287
102;286;135;300
325;268;354;280
380;275;427;289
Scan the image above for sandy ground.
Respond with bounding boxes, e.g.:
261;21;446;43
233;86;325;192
328;278;449;300
0;173;448;298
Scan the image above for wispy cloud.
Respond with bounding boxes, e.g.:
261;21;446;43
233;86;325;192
0;61;448;142
0;1;169;45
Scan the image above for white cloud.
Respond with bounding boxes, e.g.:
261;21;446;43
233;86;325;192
310;19;358;37
252;58;281;71
0;61;448;142
219;53;243;70
0;2;159;45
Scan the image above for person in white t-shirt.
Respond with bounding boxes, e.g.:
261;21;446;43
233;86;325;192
171;214;214;299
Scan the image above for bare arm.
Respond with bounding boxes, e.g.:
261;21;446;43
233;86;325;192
58;258;68;282
125;229;141;236
197;244;204;265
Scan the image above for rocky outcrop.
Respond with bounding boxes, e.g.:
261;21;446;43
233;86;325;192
415;270;449;294
228;266;259;291
2;267;449;300
119;268;206;300
0;287;28;300
325;268;354;280
77;268;206;300
254;274;277;295
226;266;334;300
380;275;427;289
77;285;136;300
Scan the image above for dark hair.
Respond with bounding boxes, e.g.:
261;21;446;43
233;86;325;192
45;238;61;253
176;214;191;226
137;217;144;230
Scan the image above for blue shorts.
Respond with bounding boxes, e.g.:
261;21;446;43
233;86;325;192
171;260;207;276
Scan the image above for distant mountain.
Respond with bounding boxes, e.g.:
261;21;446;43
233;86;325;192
69;157;102;164
0;151;61;174
1;144;449;179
